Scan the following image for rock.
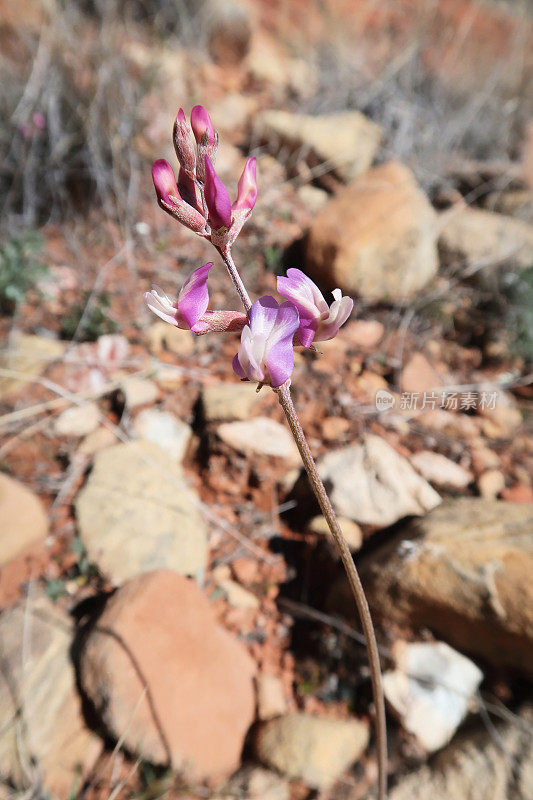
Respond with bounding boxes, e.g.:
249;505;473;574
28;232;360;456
225;766;290;800
439;205;533;272
120;376;159;409
0;594;101;796
0;332;65;399
77;425;116;456
411;451;472;491
321;416;350;440
470;445;501;473
308;515;363;551
75;441;207;583
132;409;192;462
360;498;533;674
305;162;438;302
210;94;257;135
79;570;255;782
502;484;533;503
205;0;252;66
383;640;483;752
343;319;385;349
202;382;260;422
389;707;533;800
254;712;369;789
297;185;329;213
256;674;287;721
247;35;318;100
254;109;381;184
318;435;441;528
477;469;505;499
217;577;259;611
416;409;480;439
54;402;100;437
217;418;300;466
147;321;195;355
401;353;444;394
477;389;522;438
0;475;48;604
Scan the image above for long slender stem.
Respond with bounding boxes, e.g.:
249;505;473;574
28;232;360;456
219;247;252;312
276;381;387;800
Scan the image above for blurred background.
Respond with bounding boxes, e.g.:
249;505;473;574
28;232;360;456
0;1;532;798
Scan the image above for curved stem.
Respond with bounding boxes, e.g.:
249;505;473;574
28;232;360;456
219;247;252;313
276;381;387;800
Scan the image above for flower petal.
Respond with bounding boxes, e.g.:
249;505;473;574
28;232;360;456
177;262;212;332
204;156;232;229
264;301;300;387
232;157;257;212
152;159;180;207
248;295;279;339
190;105;216;145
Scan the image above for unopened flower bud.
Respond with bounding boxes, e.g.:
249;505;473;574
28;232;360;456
152;159;207;234
233;157;257;212
204;155;232;231
173;108;196;174
190;105;216;145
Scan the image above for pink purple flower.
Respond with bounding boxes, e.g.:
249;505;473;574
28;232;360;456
277;268;353;348
190;105;216;145
173;108;196;174
144;263;246;335
233;296;300;387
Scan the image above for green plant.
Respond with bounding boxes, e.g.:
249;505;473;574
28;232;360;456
506;265;533;360
61;290;118;341
0;231;48;314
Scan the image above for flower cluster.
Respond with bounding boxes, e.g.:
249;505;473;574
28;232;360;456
151;105;257;249
146;106;353;388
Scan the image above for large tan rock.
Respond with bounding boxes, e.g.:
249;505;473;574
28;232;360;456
254;109;381;183
390;707;533;800
75;441;207;584
79;570;255;783
0;594;101;796
254;712;369;789
359;499;533;674
0;332;64;399
439;205;533;272
305;162;439;302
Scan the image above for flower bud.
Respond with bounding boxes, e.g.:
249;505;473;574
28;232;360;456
204;155;232;230
152;159;207;234
173;108;196;174
233;157;257;212
190;105;216;145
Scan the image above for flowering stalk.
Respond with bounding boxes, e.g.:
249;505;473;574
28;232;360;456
148;106;387;800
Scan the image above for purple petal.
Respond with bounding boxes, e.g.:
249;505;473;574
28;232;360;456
248;295;279;339
232;157;257;211
152;159;180;207
264;301;299;387
315;293;354;341
173;109;196;173
204;156;232;230
190;105;216;145
177;262;212;331
232;352;246;379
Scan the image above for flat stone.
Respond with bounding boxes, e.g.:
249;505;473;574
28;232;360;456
305;162;438;302
147;321;195;356
120;376;159;409
202;382;260;422
0;594;101;796
75;440;207;583
318;435;441;528
132;408;192;462
54;402;100;437
225;765;290;800
77;426;117;457
254;110;381;184
411;451;473;491
360;499;533;674
343;319;385;349
401;353;444;394
217;578;259;610
218;418;300;466
383;640;483;752
0;474;48;567
477;469;505;499
254;712;369;789
297;185;329;213
0;332;65;399
439;205;533;272
79;570;255;782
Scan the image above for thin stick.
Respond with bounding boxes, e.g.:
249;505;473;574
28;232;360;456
276;381;387;800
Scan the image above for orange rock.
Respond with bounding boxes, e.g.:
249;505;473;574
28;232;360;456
79;570;256;783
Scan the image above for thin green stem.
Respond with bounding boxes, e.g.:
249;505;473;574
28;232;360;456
276;381;387;800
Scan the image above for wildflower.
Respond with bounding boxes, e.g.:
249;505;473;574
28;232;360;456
190;105;216;146
173;108;196;175
204;156;232;231
277;268;353;348
233;296;300;387
151;159;207;234
144;262;247;334
232;157;257;213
